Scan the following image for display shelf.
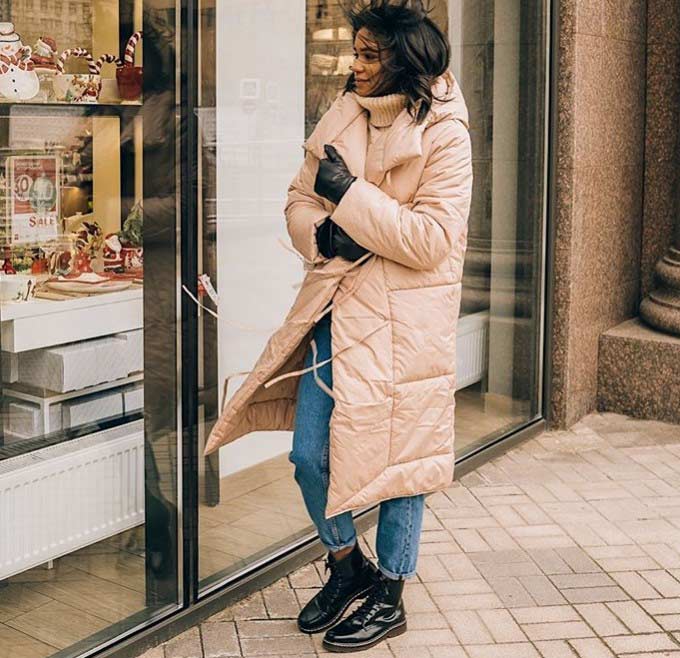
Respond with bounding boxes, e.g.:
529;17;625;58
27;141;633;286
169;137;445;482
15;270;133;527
1;285;142;321
0;102;143;117
0;99;143;108
4;371;142;403
3;372;143;434
309;39;354;48
1;286;143;351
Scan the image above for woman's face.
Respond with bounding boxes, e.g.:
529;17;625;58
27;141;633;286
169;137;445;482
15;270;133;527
350;28;389;97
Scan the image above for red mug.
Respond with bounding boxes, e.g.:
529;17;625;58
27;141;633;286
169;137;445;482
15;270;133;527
116;65;142;101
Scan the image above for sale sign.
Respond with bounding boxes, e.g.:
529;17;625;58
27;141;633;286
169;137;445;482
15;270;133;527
8;155;61;244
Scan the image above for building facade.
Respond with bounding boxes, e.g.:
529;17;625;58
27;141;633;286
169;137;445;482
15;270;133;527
549;0;680;427
0;1;676;657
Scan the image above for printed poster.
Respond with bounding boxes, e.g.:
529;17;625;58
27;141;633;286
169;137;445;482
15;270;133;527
8;155;61;244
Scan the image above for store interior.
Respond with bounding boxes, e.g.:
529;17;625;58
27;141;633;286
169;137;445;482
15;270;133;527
0;0;153;655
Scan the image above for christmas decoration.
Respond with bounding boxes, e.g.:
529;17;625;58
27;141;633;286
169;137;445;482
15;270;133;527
54;47;101;103
0;23;39;100
116;31;142;101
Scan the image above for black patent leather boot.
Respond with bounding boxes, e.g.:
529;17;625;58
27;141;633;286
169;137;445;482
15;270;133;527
322;570;407;652
297;543;377;634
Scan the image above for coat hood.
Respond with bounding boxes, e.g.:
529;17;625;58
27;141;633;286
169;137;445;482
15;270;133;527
426;69;469;126
303;70;469;175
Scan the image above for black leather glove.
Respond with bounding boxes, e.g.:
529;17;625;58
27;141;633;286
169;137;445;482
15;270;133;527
315;217;370;262
315;216;336;259
314;144;357;205
333;224;370;261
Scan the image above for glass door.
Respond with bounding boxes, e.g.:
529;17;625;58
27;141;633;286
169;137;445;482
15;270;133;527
0;0;182;655
194;0;549;591
195;0;312;590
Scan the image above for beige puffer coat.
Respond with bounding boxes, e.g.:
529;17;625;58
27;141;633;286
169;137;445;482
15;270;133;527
204;70;473;520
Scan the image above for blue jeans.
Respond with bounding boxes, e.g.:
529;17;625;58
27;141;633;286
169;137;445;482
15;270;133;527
289;311;425;580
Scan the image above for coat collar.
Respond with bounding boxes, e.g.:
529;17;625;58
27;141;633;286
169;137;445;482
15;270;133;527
303;70;468;186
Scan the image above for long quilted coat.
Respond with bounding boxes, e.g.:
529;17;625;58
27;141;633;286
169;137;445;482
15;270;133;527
204;70;473;520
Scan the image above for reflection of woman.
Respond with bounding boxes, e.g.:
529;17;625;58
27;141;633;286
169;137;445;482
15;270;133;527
123;3;182;600
205;0;472;651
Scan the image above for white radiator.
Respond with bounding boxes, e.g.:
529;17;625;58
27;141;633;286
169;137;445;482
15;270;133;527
0;421;145;580
455;310;489;390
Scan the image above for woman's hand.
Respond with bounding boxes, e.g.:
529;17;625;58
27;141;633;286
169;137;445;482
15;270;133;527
314;144;357;205
333;224;370;261
316;217;370;262
315;217;336;259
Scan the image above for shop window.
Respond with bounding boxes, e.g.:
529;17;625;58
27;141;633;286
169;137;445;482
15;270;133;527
0;2;181;657
196;0;549;590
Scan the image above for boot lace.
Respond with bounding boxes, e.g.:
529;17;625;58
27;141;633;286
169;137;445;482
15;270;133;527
317;556;346;607
349;577;390;627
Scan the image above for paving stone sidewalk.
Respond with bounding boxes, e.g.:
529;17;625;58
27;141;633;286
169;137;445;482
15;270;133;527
140;412;680;657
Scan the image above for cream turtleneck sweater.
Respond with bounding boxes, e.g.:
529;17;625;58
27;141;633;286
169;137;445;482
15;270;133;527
353;92;408;128
350;92;408;184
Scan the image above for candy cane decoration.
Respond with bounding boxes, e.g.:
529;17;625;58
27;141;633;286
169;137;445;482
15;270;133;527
123;31;142;66
94;53;122;73
56;47;98;75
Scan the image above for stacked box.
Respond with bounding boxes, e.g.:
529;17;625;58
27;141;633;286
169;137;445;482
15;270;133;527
122;384;144;413
114;330;143;375
114;329;144;374
4;400;62;437
1;351;19;383
18;337;129;392
62;390;124;428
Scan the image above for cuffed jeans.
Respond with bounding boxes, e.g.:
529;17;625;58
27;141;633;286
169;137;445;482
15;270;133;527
289;311;425;580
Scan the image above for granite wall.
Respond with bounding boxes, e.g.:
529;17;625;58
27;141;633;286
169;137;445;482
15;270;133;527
549;0;648;428
641;0;680;299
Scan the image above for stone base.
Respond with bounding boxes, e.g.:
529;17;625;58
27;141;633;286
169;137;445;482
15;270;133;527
598;318;680;424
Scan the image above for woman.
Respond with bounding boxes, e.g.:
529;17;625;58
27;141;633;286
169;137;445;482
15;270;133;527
204;0;472;652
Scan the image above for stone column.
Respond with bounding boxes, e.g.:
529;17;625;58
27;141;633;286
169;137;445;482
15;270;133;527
640;171;680;335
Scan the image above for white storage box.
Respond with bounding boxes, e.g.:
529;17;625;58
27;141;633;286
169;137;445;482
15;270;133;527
18;337;129;392
62;390;124;428
122;384;144;413
4;400;62;437
114;329;144;374
1;351;19;383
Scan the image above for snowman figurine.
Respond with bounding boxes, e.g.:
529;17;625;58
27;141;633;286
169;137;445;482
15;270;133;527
0;23;39;101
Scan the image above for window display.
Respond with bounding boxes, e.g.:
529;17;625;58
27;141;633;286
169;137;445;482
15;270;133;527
0;5;146;450
0;0;180;655
0;21;143;105
0;107;143;449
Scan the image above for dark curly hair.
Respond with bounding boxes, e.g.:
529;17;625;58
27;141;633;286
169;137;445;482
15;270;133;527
340;0;451;125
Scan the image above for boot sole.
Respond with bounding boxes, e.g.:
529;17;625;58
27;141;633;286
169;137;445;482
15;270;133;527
321;619;407;652
297;584;375;635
